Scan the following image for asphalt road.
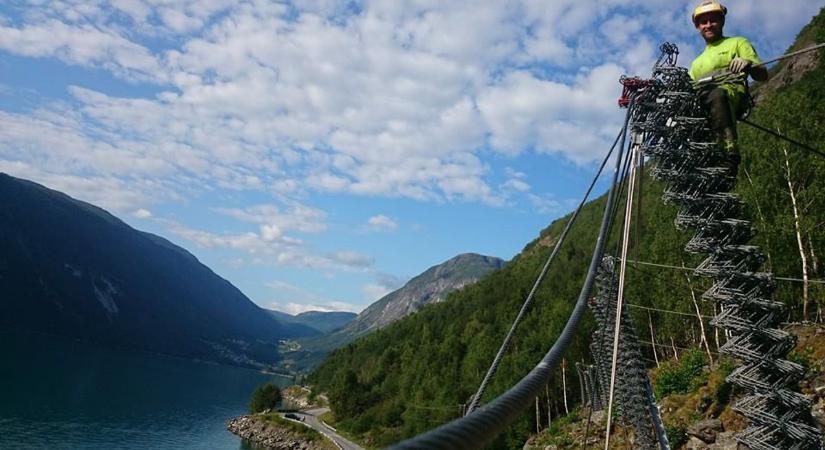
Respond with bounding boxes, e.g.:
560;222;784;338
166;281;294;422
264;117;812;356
287;408;365;450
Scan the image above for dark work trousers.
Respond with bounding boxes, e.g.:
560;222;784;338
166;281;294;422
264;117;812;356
698;85;748;142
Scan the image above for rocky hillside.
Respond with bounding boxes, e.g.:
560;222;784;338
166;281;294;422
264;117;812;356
524;325;825;449
0;173;301;368
278;253;505;372
227;414;336;450
343;253;506;335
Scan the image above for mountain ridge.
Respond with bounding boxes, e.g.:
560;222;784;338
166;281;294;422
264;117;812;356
276;252;505;372
0;172;299;368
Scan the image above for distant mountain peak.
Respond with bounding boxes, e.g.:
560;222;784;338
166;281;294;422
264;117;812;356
284;253;505;371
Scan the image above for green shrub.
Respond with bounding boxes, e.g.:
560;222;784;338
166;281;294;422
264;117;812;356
666;424;688;448
712;357;737;406
788;347;816;377
250;383;283;413
654;349;708;398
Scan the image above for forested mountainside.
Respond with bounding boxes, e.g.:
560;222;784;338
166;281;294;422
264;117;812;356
0;173;307;368
279;253;505;372
308;8;825;449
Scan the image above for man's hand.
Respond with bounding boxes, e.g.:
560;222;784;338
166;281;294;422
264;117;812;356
729;57;753;74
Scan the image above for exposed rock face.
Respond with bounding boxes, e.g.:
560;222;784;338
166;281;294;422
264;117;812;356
283;253;505;371
227;415;329;450
687;418;723;444
281;385;314;409
345;253;506;334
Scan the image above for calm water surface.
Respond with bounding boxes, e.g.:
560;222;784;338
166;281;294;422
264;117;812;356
0;330;292;449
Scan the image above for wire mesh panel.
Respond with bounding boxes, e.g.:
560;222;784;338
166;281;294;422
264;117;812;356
626;43;823;450
589;257;658;450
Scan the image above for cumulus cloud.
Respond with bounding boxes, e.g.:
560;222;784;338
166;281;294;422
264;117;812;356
132;208;153;218
365;214;399;232
216;203;327;234
162;219;373;270
0;20;166;83
272;301;357;315
328;251;374;269
2;0;818;213
528;193;565;215
265;280;362;313
1;0;821;297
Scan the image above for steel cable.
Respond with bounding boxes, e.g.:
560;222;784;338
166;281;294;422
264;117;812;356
388;105;635;450
465;124;628;415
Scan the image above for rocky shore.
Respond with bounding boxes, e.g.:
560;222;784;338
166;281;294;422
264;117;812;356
227;414;334;450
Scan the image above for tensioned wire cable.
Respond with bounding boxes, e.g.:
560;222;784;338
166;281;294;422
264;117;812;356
739;119;825;160
619;258;825;285
464;120;629;416
388;103;634;450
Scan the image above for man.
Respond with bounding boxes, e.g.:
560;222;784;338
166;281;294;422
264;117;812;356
689;0;768;155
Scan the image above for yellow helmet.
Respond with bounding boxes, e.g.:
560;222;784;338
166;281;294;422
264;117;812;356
692;0;727;24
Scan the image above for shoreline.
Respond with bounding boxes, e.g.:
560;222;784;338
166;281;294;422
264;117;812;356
227;414;336;450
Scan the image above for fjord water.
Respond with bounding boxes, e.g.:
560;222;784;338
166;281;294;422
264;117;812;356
0;330;290;449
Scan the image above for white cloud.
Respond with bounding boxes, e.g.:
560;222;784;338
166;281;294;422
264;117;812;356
265;280;362;313
365;214;399;232
528;193;564;215
133;208;153;218
361;269;408;302
216;203;327;234
0;20;166;82
0;0;667;211
162;219;375;271
478;63;627;163
328;251;374;269
0;159;165;212
272;301;357;315
1;0;821;217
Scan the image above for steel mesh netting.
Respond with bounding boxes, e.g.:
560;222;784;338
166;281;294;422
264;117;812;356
588;257;658;450
625;43;824;450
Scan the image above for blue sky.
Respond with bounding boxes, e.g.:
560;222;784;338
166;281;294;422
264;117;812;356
1;1;822;314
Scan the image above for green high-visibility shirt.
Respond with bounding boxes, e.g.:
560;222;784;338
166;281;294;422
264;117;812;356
689;36;761;80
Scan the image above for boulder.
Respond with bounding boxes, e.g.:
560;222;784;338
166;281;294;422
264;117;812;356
687;418;723;443
686;436;710;449
709;431;739;450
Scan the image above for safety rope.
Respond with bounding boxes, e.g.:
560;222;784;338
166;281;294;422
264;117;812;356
604;143;641;450
465;125;627;415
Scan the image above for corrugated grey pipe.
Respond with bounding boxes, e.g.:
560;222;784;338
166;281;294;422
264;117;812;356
387;104;634;450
